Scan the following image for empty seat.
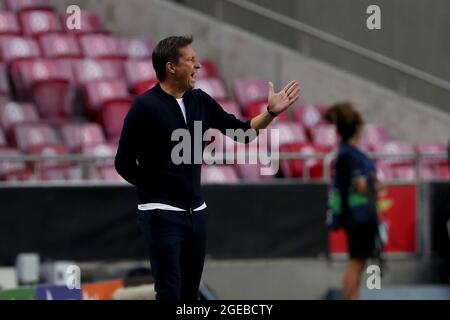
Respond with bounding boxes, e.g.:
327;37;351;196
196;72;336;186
280;143;327;179
83;143;117;168
197;59;218;79
0;36;41;63
415;142;447;166
101;99;133;142
269;121;307;148
0;101;39;134
360;124;389;151
201;165;239;183
0;148;30;181
195;77;227;101
72;59;123;87
312;124;337;150
437;164;450;179
292;104;326;138
62;11;106;35
19;10;62;36
13;122;59;152
232;79;268;111
84;79;131;115
0;10;21;35
135;79;158;95
60;122;106;153
246;100;289;122
39;33;81;58
124;59;156;92
14;59;74;120
375;141;415;165
79;34;124;60
5;0;53;13
392;164;416;181
119;37;155;60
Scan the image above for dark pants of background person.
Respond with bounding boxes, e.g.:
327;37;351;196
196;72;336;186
137;208;208;301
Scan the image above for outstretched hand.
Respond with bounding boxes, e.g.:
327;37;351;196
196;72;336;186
267;80;300;115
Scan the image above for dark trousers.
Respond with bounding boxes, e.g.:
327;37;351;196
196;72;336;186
137;208;208;301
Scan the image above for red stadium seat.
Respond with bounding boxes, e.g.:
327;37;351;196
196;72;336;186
195;77;227;101
135;79;158;95
232;79;268;111
360;124;389;151
0;36;41;63
392;164;416;180
5;0;53;13
14;59;74;120
437;164;450;179
0;10;21;35
84;79;131;115
72;59;123;87
270;121;307;147
13;122;59;152
60;122;106;153
218;100;243;119
246;100;288;122
82;143;117;170
197;59;218;79
39;33;81;58
78;34;124;60
100;99;133;142
124;59;156;92
375;141;415;165
292;104;327;139
119;37;155;60
280;143;327;179
0;148;30;181
62;11;107;36
201;165;239;183
19;10;62;36
0;101;39;135
415;142;447;167
312;124;338;151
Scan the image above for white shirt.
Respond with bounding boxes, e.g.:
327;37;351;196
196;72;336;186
176;98;187;124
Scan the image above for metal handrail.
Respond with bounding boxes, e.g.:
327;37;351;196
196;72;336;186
0;151;447;182
220;0;450;93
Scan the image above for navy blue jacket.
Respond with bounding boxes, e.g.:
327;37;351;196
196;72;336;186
115;83;252;210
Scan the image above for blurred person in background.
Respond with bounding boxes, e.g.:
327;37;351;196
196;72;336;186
325;102;384;300
115;35;300;301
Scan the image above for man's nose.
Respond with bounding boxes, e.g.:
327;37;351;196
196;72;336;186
195;61;201;70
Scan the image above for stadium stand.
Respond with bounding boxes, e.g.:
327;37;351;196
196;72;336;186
0;0;446;184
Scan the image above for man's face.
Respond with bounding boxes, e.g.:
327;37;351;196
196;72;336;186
172;44;201;91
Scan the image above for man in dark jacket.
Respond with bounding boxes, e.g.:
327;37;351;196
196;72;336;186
115;35;300;300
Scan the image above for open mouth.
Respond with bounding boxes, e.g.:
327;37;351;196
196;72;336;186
190;72;196;81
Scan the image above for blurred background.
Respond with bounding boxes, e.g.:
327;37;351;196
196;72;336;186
0;0;448;300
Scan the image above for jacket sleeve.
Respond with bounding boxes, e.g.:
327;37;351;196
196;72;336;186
203;90;254;143
114;97;143;185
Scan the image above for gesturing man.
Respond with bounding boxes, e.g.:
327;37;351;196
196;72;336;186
115;36;300;300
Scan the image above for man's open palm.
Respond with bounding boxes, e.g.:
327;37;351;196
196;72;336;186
268;80;300;115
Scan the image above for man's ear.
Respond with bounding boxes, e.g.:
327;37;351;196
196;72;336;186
166;62;176;76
